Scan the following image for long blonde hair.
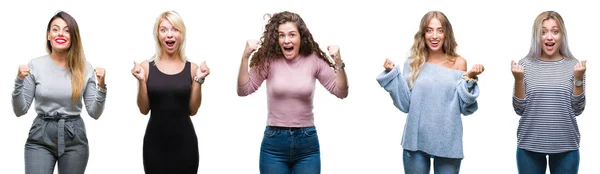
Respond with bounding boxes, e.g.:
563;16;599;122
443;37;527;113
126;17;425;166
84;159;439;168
408;11;459;88
46;11;86;103
524;11;575;60
152;11;187;62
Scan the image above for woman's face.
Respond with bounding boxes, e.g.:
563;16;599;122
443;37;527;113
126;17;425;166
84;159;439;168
47;18;71;52
158;19;181;56
425;17;445;53
540;18;562;58
278;22;301;60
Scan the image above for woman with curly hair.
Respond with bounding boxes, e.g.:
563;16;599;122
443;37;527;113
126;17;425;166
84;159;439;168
377;11;483;173
237;11;349;174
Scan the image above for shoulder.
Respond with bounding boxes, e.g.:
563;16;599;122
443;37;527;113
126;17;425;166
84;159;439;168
518;57;531;65
453;56;467;71
189;61;198;76
189;61;198;70
28;55;50;66
141;60;151;69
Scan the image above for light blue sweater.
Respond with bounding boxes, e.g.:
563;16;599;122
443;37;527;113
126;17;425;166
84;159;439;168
377;59;479;159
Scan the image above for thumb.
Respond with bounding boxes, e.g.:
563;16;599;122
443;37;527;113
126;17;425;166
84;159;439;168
581;60;587;64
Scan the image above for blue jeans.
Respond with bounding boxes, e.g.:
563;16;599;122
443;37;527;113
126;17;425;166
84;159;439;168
403;150;461;174
259;126;320;174
516;148;579;174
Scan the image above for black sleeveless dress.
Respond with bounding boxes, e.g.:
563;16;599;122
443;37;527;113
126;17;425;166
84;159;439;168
143;61;199;174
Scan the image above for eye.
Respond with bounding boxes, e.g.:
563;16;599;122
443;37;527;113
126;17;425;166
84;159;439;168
160;28;166;32
426;29;433;33
173;28;179;32
279;34;284;38
438;29;444;34
542;31;546;35
52;28;58;32
553;31;559;34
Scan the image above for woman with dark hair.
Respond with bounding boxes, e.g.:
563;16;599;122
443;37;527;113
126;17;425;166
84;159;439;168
12;11;107;174
237;11;349;173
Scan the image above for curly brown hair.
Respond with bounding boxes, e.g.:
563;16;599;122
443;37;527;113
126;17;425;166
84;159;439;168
250;11;334;75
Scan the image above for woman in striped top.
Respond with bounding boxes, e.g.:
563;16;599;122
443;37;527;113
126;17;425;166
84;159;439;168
512;11;587;174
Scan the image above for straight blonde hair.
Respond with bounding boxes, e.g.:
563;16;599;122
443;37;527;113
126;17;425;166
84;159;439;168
524;11;575;60
152;11;187;62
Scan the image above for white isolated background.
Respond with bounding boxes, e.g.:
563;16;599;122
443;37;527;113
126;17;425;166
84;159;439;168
0;0;597;173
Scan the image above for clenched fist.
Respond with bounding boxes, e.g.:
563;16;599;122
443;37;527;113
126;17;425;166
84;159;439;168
574;60;587;80
327;45;343;67
244;39;261;58
131;61;145;82
383;58;395;71
94;67;106;88
196;61;210;79
511;60;524;81
466;64;485;79
17;65;30;80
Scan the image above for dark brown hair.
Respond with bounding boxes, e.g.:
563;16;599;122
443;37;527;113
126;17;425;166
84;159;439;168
250;11;334;75
46;11;86;102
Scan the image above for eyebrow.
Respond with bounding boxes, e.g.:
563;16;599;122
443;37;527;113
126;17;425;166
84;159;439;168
52;24;68;28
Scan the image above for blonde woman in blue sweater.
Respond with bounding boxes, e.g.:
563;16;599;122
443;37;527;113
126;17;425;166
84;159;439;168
377;11;483;174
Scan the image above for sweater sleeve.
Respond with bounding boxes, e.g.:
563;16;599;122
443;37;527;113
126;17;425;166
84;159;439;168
12;61;36;117
572;74;586;116
457;79;479;116
376;62;411;113
82;64;107;119
512;60;527;116
237;66;268;96
315;57;348;99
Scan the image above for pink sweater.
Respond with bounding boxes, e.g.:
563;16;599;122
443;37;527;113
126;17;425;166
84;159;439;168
238;52;348;127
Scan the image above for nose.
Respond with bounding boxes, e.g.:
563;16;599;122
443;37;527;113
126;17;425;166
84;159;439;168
283;36;291;44
544;32;553;41
432;31;438;39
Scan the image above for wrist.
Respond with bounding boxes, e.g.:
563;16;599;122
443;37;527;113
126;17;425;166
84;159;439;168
335;62;345;70
194;76;205;84
462;73;478;84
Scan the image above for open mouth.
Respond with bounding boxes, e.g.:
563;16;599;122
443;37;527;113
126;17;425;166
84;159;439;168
545;42;555;50
165;41;176;47
55;38;67;44
430;41;439;47
283;46;294;54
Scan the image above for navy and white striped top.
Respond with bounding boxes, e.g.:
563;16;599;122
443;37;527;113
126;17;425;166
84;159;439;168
512;57;586;154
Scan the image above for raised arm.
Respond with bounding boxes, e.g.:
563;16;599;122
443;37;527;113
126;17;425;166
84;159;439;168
315;50;348;99
376;59;411;113
237;39;266;96
572;60;587;116
511;60;526;116
12;62;36;117
458;61;483;116
132;61;150;115
82;66;107;119
189;61;210;116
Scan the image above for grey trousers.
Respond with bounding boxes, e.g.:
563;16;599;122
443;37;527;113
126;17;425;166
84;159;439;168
25;114;89;174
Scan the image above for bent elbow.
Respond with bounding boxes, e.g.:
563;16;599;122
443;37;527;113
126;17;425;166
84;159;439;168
237;90;249;97
189;109;198;116
139;109;149;116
